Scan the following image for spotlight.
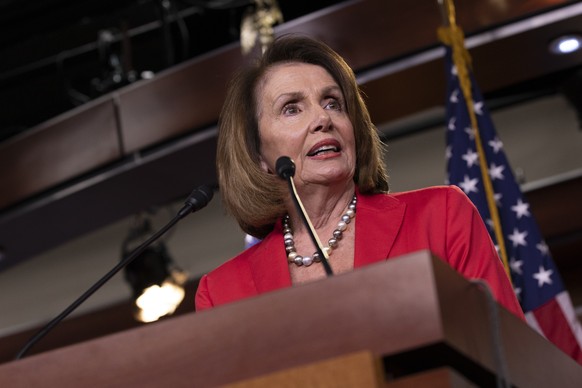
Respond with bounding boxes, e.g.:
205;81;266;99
123;216;188;323
549;34;582;55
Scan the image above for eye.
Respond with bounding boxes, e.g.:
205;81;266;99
324;98;343;111
282;103;300;115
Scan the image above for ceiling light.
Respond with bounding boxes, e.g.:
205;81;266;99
134;271;187;323
123;216;188;323
549;34;582;54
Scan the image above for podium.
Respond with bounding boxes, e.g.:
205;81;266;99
1;251;581;387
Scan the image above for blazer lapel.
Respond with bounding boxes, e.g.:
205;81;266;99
248;219;293;293
354;192;406;268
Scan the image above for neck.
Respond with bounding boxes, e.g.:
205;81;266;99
286;181;356;233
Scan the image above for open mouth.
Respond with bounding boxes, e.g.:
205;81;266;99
307;140;342;157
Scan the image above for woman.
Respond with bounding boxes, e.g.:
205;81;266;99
195;35;523;319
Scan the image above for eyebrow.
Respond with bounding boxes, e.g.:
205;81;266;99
273;85;343;106
273;91;304;107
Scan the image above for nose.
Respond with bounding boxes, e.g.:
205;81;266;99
310;107;332;133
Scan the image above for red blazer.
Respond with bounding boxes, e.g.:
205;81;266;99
195;186;524;319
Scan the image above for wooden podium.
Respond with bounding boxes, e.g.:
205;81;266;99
1;251;581;387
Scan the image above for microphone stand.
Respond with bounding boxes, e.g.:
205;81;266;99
276;156;333;276
15;185;213;360
285;177;334;276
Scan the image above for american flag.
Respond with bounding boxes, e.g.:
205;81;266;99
444;45;582;364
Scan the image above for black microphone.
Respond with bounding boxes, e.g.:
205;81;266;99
275;156;295;179
15;185;214;360
178;185;214;219
275;156;333;276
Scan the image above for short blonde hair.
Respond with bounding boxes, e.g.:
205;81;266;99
217;35;388;238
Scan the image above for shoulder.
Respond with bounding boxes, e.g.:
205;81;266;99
390;185;465;201
363;185;468;208
204;241;260;281
195;240;262;311
392;185;473;210
360;186;475;221
200;224;280;287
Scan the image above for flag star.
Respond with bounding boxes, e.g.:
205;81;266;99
494;192;503;206
450;89;459;103
464;127;476;140
451;65;458;76
462;149;479;168
488;137;503;153
489;163;506;180
508;228;528;247
474;100;484;115
448;116;456;131
533;265;553;287
458;175;479;194
486;218;494;230
511;199;530;219
509;257;524;275
445;145;452;160
514;287;522;300
536;241;550;256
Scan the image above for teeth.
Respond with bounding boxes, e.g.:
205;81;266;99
312;145;338;155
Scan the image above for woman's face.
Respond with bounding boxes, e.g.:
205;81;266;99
256;62;356;189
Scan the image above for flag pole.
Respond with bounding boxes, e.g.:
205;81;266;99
437;0;512;278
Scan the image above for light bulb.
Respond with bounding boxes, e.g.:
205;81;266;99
135;281;185;323
549;35;582;55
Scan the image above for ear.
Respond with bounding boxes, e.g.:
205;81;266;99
259;155;272;174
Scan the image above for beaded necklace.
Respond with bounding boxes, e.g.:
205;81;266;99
282;195;357;267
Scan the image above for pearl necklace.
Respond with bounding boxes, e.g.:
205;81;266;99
283;195;357;267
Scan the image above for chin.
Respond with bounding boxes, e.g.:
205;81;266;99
304;169;354;185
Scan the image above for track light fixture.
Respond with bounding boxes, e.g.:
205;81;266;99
240;0;283;54
122;215;188;323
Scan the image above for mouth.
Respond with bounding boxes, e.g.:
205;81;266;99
307;139;342;157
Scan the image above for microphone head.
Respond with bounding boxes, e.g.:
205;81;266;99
276;156;295;179
184;185;214;213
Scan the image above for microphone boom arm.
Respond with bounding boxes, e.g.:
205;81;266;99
15;185;213;360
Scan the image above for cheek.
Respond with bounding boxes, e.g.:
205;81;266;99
258;132;278;160
261;126;304;158
258;128;283;174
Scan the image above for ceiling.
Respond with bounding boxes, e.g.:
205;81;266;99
0;0;342;142
1;0;582;272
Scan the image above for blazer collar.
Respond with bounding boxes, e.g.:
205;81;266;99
247;190;407;292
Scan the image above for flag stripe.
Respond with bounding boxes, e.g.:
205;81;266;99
524;311;545;337
556;291;582;350
532;296;582;364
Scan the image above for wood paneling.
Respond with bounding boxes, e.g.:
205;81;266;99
118;47;247;153
0;99;121;209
